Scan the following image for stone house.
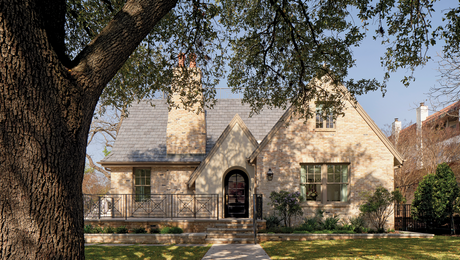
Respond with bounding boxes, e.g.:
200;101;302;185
99;69;403;228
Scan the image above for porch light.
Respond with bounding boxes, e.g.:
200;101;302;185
267;168;274;181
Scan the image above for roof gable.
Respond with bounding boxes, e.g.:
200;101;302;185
187;114;258;187
100;99;284;165
248;88;403;166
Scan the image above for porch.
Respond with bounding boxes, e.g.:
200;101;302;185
83;194;263;223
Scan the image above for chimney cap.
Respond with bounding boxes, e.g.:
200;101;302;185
178;53;185;67
394;118;399;121
420;102;425;106
189;53;197;68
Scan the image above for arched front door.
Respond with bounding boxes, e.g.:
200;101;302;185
224;170;249;218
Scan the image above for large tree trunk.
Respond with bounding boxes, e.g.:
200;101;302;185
0;0;176;258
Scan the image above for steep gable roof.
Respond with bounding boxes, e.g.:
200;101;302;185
187;114;258;186
100;99;285;165
248;100;404;166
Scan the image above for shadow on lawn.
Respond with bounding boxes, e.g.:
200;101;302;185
85;245;210;260
261;237;460;259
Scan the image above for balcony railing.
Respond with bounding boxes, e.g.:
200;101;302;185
83;194;219;220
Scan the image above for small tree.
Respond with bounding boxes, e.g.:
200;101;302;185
359;187;405;232
268;191;303;227
412;163;459;232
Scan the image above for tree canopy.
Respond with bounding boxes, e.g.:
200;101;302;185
67;0;460;118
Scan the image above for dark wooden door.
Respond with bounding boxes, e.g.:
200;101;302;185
225;171;249;218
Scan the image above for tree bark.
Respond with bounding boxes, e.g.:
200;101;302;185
0;0;176;258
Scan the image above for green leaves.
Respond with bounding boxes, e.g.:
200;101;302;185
66;0;459;119
269;190;304;227
412;163;460;227
359;186;405;231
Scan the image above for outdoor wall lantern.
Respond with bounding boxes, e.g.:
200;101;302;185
267;168;274;181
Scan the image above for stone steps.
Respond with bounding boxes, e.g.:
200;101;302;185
207;233;253;238
205;219;256;244
205;237;256;244
215;223;254;229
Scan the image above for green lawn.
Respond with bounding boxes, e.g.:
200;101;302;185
85;244;211;260
261;236;460;259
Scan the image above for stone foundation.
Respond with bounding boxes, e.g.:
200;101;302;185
84;219;266;233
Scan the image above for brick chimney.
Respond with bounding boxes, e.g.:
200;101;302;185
416;102;428;131
166;54;206;154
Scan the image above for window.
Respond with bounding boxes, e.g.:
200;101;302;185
300;165;321;201
134;168;151;202
300;164;349;202
316;104;334;129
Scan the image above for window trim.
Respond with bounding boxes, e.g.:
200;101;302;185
315;103;336;130
133;168;151;202
300;163;350;204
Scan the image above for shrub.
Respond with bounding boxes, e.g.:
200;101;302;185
299;209;325;231
160;226;183;234
103;226;115;234
359;186;405;231
150;228;160;234
115;226;128;234
132;227;147;234
264;215;282;229
268;190;303;227
84;224;93;234
412;163;459;230
348;216;366;233
323;215;340;230
84;225;103;233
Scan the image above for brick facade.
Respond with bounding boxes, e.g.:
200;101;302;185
256;101;395;229
166;68;206;154
110;166;195;195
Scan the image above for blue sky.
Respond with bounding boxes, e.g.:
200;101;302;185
87;1;456;166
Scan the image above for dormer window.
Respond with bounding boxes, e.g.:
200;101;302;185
316;104;334;129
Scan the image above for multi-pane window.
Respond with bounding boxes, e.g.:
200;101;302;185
300;164;349;202
134;168;151;202
326;164;348;202
316;104;334;129
300;165;321;201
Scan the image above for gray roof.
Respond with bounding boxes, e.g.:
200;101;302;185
101;99;286;163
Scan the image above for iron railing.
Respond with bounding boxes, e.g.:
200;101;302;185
394;203;427;231
395;203;460;233
84;194;219;220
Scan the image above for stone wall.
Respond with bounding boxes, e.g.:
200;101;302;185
110;166;195;195
256;100;396;229
84;219;266;233
166;68;206;155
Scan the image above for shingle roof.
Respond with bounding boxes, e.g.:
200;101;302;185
101;99;286;163
399;100;460;135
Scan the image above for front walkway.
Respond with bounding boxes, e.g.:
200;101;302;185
201;244;271;260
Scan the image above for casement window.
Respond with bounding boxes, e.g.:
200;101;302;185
316;104;334;129
300;164;349;203
134;168;151;202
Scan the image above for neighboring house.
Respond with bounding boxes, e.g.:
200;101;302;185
392;101;460;202
99;66;403;228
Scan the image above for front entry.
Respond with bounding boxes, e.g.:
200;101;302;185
224;170;249;218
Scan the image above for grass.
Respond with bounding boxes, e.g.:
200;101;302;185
85;244;211;260
261;236;460;259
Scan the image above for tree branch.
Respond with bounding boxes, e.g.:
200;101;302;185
72;0;178;96
86;154;111;179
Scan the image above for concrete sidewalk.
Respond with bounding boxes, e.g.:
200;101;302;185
201;244;271;260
